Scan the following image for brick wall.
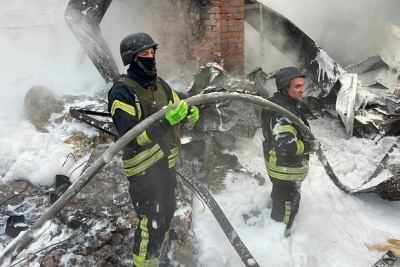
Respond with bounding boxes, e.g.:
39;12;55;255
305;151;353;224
191;0;245;76
148;0;245;81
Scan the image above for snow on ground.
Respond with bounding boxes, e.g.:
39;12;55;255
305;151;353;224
192;119;400;267
1;106;399;266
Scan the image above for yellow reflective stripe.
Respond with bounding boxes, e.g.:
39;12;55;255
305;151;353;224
266;169;308;181
168;147;179;160
133;217;159;266
163;230;170;243
269;149;277;165
168;159;177;168
270;122;302;155
266;161;308;175
267;121;308;181
283;201;291;225
136;130;152;146
266;169;307;181
273;124;297;136
266;160;309;175
295;140;305;155
265;160;308;181
168;163;175;168
124;149;164;177
110;100;136;116
123;144;161;167
139;216;150;259
168;147;179;168
132;254;158;267
172;90;180;103
136;103;142;120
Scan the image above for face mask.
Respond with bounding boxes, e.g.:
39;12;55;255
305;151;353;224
136;56;157;76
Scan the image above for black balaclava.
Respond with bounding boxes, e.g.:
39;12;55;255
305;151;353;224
127;55;157;88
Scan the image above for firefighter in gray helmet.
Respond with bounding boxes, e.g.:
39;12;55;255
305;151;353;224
108;32;200;267
275;66;306;91
261;66;319;237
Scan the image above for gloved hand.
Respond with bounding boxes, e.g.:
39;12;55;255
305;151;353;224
187;106;199;124
165;100;188;126
309;139;320;154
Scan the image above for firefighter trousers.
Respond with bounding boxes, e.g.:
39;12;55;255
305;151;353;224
270;182;301;230
128;158;177;267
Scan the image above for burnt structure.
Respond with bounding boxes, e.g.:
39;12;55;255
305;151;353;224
65;0;246;82
65;0;342;98
149;0;245;76
65;0;398;141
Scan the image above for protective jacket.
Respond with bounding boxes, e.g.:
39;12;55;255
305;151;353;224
261;92;312;186
108;75;181;178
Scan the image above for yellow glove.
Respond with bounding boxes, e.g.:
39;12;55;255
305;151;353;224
165;100;188;126
187;106;199;123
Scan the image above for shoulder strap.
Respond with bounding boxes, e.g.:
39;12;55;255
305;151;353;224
158;77;174;102
118;77;139;89
118;76;174;100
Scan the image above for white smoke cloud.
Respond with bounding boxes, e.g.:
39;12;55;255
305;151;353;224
259;0;400;68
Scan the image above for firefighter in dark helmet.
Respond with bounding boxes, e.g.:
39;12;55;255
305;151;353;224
261;66;319;237
108;32;199;267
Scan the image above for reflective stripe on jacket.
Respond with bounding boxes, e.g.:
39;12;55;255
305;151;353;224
108;76;181;177
261;92;311;183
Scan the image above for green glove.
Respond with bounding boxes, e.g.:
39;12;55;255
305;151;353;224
165;100;188;126
187;106;199;123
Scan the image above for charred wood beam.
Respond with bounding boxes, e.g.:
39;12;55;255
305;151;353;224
245;2;345;97
65;0;120;83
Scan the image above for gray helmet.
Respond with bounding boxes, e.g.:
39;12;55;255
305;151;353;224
275;67;306;90
120;32;158;66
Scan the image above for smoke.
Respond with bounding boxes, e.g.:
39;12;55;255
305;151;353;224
102;0;400;80
101;0;193;89
0;0;103;89
258;0;400;68
101;0;158;74
2;0;398;89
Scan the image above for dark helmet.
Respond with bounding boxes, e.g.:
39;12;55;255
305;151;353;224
275;67;306;90
120;32;158;66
